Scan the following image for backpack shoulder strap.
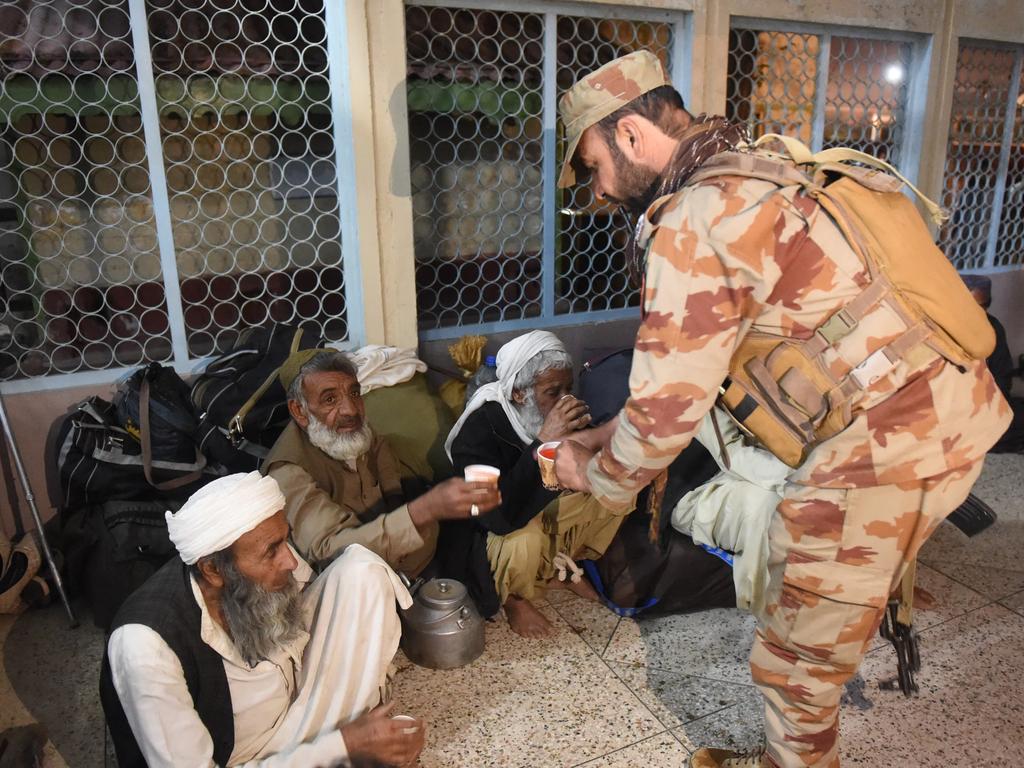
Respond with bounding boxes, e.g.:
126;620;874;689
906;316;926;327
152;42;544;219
227;328;309;445
686;149;814;190
748;133;948;226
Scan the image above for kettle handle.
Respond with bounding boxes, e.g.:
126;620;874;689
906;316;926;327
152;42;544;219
398;571;425;597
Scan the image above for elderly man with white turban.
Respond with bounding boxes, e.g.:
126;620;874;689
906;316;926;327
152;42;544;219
446;331;630;637
100;472;425;768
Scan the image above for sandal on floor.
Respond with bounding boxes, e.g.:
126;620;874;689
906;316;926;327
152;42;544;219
0;537;42;615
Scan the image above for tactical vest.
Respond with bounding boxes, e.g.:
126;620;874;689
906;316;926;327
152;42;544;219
647;134;994;468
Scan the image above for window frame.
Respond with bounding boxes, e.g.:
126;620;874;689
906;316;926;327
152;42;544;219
408;0;692;342
0;0;365;395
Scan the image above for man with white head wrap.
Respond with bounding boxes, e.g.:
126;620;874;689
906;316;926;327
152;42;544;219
447;331;630;637
101;472;425;768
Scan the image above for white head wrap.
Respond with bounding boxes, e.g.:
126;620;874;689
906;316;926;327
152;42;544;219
166;471;286;565
445;330;568;460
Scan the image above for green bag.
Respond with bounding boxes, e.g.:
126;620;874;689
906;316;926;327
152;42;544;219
364;373;455;482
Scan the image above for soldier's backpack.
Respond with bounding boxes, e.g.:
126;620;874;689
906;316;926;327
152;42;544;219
190;324;323;471
673;134;996;467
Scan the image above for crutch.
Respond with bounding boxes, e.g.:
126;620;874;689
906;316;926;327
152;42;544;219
0;392;78;628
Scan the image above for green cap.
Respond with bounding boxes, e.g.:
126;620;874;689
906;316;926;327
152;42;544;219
557;50;670;188
278;348;330;393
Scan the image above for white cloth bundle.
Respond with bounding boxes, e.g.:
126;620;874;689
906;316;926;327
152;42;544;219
444;330;566;460
166;471;286;564
342;345;427;394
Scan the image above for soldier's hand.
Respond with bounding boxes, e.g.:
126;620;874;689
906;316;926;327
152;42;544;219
538;394;592;442
554;439;594;493
408;477;502;525
340;702;426;767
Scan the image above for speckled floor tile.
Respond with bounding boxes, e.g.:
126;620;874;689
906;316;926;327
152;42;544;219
392;601;664;768
919;560;1024;601
841;603;1024;766
603;608;756;684
918;454;1024;573
2;601;105;767
609;661;760;730
543;583;580;606
572;731;689;767
1000;588;1024;616
548;592;622;655
866;562;992;652
671;693;765;754
965;453;1024;521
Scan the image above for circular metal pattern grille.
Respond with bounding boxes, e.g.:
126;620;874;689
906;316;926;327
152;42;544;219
0;0;172;380
554;16;671;317
727;30;818;144
727;28;911;164
406;5;546;330
822;36;910;163
406;4;673;332
0;0;349;382
146;0;347;357
938;44;1024;271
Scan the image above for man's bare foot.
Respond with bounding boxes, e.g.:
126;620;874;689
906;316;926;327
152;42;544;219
504;595;553;638
546;574;600;602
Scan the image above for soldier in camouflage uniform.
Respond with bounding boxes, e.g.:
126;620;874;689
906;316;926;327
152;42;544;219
554;50;1011;768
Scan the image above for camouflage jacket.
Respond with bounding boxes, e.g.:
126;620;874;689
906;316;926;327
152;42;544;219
587;166;1012;511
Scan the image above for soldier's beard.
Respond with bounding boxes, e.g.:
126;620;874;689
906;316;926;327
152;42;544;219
306;412;373;462
218;556;305;667
604;139;661;215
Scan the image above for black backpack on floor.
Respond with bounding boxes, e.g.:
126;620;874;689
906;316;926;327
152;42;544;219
55;385;214;512
191;324;324;472
578;346;733;616
61;499;181;630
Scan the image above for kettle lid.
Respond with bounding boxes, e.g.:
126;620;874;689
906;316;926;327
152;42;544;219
418;578;467;609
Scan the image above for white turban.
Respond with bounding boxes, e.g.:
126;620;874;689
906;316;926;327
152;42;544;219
445;330;568;459
166;471;286;565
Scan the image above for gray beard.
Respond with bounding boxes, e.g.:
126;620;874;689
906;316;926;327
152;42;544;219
306;413;373;462
219;557;305;667
515;390;545;441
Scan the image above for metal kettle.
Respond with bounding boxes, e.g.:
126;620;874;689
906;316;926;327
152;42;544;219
399;577;485;670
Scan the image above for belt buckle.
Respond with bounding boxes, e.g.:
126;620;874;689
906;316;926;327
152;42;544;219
850;348;895;389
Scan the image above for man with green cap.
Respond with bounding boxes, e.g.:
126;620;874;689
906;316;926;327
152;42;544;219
552;50;1008;767
263;349;501;576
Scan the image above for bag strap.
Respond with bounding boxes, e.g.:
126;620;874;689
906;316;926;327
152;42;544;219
228;328;307;446
747;133;947;226
140;377;206;491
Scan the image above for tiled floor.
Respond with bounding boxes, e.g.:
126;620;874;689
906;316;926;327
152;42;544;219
3;452;1023;767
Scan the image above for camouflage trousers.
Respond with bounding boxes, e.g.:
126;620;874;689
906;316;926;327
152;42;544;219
750;459;985;767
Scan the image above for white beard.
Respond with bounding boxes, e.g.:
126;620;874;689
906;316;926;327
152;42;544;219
306;413;373;462
514;389;545;441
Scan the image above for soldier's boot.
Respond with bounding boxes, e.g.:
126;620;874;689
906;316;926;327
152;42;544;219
688;744;773;768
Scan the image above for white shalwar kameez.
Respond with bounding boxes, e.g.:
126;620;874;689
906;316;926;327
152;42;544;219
108;544;411;767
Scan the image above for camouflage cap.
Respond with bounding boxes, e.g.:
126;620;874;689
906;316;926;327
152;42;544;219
557;50;670;188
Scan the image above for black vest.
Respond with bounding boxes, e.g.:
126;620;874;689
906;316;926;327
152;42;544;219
99;559;234;767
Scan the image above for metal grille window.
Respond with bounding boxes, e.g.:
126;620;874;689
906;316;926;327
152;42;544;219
406;2;685;338
727;23;919;168
938;43;1024;271
0;0;360;387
